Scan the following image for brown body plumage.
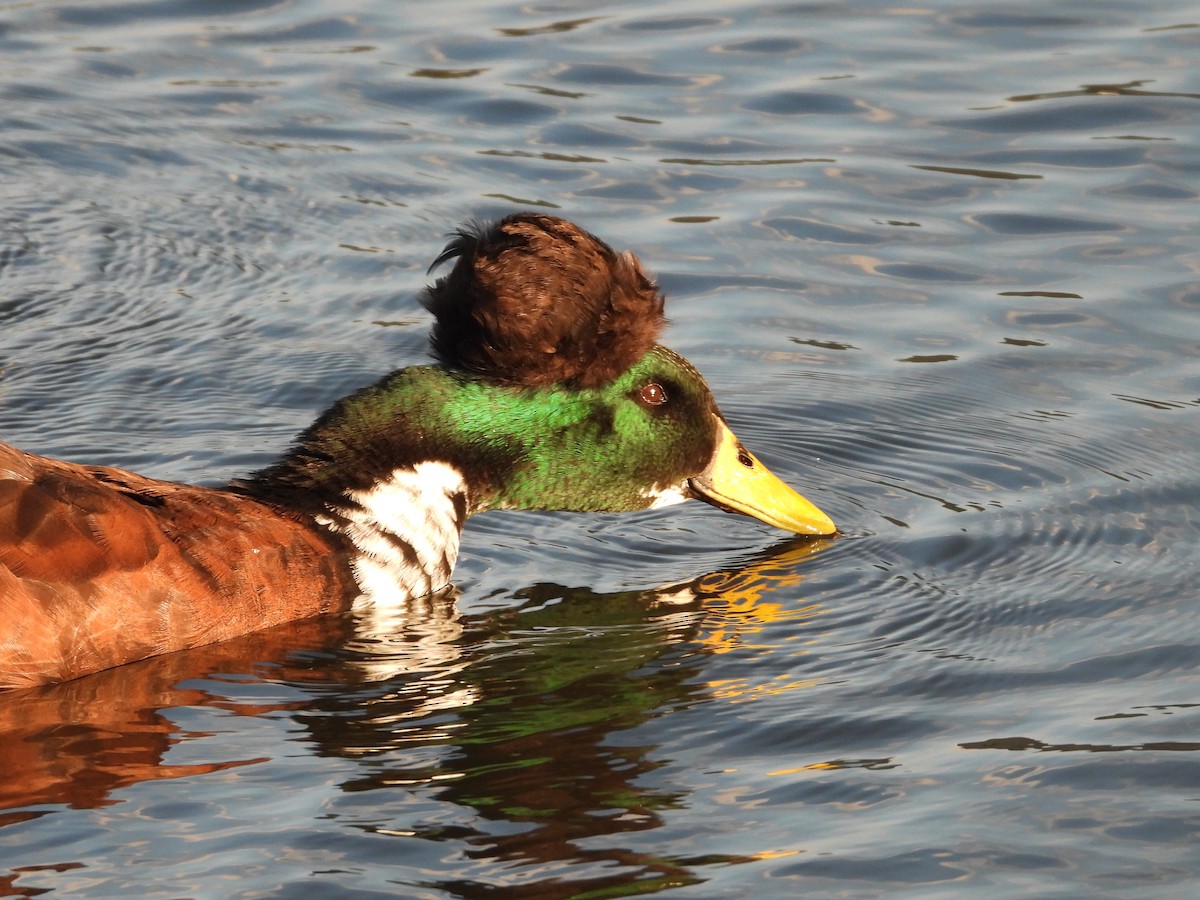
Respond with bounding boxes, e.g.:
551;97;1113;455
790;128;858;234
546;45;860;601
0;443;353;687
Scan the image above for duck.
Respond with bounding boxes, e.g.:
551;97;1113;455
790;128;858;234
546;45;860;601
0;213;835;689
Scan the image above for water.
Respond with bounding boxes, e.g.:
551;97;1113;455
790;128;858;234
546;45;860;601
1;0;1198;896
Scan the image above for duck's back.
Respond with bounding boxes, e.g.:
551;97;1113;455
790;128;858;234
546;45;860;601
0;443;354;688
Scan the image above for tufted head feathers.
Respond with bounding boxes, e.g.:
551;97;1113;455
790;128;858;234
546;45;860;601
423;213;667;388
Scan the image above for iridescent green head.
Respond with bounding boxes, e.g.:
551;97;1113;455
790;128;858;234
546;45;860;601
249;214;835;537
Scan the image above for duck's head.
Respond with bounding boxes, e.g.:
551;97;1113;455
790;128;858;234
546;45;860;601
251;214;835;538
410;213;836;536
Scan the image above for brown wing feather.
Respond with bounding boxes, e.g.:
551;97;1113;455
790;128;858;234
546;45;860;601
0;443;355;688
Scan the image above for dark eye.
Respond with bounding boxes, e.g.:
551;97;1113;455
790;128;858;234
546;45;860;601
639;382;668;406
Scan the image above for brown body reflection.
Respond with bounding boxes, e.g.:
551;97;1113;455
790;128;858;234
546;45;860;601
0;538;831;895
0;614;355;825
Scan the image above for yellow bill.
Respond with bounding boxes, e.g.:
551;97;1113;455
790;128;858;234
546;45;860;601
690;421;836;536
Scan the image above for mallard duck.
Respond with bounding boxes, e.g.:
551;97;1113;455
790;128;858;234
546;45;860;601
0;213;835;688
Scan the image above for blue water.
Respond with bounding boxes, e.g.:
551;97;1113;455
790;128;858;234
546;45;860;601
1;1;1198;896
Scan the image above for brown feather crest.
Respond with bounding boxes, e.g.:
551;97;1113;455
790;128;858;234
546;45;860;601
423;213;666;387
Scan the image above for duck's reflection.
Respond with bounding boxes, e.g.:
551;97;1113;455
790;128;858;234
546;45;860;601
0;537;831;892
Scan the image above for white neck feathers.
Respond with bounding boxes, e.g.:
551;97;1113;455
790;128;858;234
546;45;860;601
321;462;469;608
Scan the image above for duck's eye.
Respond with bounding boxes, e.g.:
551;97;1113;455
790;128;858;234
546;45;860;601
639;382;668;406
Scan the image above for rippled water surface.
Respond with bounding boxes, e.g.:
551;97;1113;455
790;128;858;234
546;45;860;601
2;0;1198;896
